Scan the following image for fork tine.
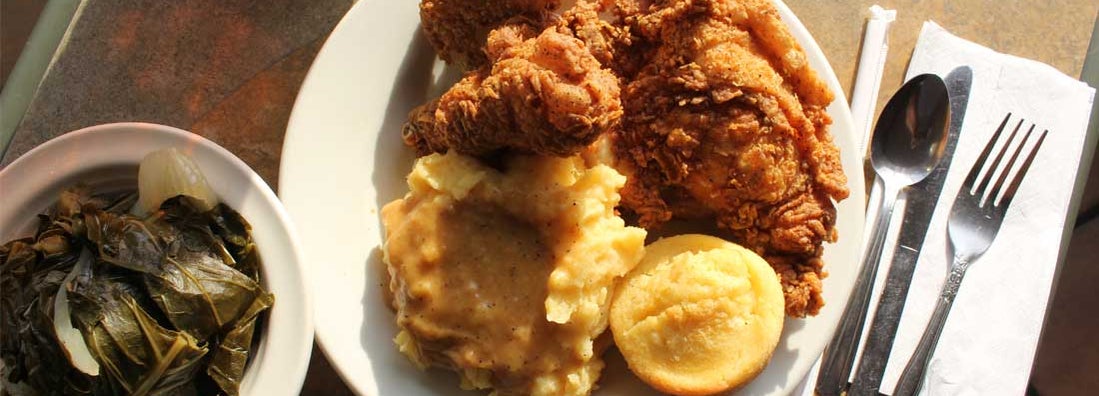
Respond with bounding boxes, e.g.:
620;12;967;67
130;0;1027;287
964;113;1013;191
997;128;1048;208
975;116;1025;204
990;124;1035;205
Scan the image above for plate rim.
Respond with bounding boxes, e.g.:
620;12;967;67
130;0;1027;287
281;0;866;394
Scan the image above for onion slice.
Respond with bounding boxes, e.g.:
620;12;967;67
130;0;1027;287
53;248;100;376
134;148;218;215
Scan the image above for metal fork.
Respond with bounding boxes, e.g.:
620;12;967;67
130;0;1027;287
892;113;1048;395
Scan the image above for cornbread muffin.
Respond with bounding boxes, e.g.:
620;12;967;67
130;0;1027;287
381;152;646;395
609;235;785;395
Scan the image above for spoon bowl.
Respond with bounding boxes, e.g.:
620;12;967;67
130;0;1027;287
816;74;950;396
871;75;951;185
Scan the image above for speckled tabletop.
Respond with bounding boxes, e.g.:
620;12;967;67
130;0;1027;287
1;1;1096;394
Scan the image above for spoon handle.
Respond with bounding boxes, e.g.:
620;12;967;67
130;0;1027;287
816;182;899;396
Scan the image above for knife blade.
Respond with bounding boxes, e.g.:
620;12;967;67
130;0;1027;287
847;65;973;396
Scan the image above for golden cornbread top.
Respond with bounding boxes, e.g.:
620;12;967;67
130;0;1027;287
610;235;785;396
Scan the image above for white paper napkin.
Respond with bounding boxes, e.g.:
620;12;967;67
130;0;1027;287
797;21;1095;395
879;21;1094;394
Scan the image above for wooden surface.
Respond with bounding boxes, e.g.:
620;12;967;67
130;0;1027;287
1;1;1096;395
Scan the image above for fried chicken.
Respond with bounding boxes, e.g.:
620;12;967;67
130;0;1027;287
556;0;639;77
409;0;849;317
419;0;561;69
608;0;849;317
403;20;623;157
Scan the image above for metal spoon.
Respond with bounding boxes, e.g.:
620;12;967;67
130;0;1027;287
816;74;950;396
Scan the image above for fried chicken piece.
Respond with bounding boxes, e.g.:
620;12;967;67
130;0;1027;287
609;0;849;317
420;0;560;69
557;0;640;77
403;21;623;157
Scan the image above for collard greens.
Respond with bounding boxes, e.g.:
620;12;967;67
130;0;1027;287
1;188;273;395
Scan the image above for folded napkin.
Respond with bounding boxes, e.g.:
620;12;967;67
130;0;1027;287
879;21;1094;394
798;21;1095;395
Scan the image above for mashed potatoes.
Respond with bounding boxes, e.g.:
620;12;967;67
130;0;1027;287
609;235;785;395
381;152;646;395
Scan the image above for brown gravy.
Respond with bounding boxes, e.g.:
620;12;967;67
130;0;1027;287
384;199;587;394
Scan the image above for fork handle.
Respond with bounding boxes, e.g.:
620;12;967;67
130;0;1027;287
893;258;970;395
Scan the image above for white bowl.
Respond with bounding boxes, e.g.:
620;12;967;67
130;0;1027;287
0;122;314;396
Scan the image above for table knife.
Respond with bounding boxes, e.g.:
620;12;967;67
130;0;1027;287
847;65;973;396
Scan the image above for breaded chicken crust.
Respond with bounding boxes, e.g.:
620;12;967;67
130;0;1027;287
403;21;623;157
419;0;561;69
609;0;849;317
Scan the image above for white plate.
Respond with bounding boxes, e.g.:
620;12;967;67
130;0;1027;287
0;123;314;396
280;1;865;395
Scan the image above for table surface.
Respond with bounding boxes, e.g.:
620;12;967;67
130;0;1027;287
1;1;1096;394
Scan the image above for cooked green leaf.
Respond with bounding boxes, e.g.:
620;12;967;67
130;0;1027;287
1;236;99;395
69;270;208;396
207;203;257;277
84;210;166;274
141;197;267;340
2;184;272;396
206;291;274;396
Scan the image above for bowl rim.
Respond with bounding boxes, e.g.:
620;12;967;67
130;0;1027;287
0;122;315;396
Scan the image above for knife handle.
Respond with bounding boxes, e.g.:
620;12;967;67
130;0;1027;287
816;183;899;396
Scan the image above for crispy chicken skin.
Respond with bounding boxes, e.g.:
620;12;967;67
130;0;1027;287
556;0;639;77
609;0;849;317
403;20;623;157
419;0;561;69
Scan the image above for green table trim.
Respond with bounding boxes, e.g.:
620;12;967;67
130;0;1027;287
0;0;83;156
